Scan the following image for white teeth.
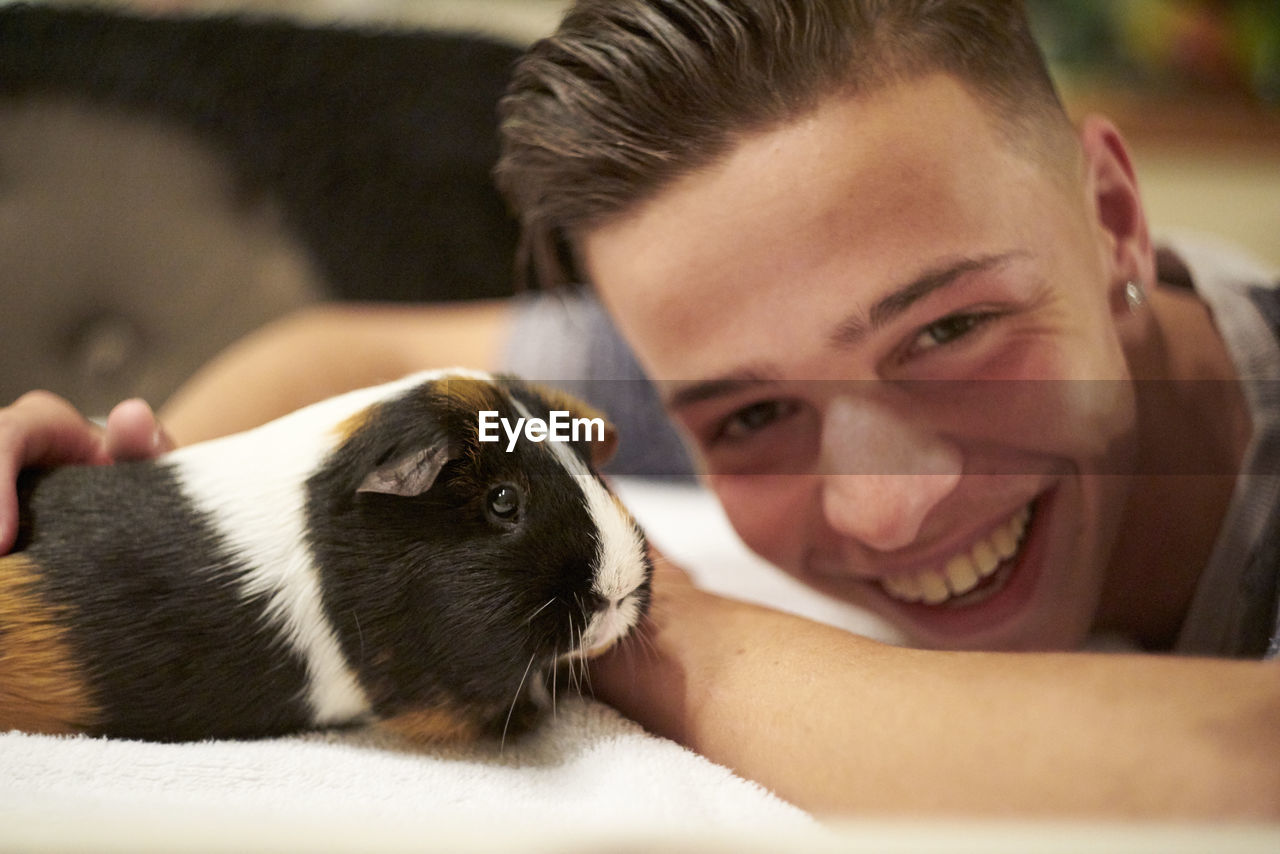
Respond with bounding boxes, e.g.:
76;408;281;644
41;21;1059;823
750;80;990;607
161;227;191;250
992;525;1017;560
880;502;1033;605
972;540;999;576
944;554;980;596
882;573;925;602
919;571;950;605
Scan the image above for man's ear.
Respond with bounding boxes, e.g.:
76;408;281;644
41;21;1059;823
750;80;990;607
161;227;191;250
357;445;451;498
1078;115;1157;298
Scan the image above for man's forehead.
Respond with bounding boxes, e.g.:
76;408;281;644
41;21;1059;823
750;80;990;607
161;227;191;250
581;74;1067;383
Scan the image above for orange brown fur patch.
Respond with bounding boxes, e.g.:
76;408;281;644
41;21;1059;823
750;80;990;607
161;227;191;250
436;376;502;433
431;375;504;471
512;382;619;467
376;704;481;744
334;404;376;444
0;555;99;734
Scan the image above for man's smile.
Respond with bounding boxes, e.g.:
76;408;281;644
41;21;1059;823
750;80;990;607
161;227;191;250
879;501;1033;606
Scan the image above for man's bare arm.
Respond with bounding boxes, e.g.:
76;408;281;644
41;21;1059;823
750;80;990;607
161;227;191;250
593;566;1280;819
160;299;510;444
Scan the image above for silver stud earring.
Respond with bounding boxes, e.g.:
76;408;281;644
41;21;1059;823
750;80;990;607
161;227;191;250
1123;280;1146;313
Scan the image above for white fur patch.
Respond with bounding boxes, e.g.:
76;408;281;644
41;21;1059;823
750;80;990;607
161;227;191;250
510;397;650;654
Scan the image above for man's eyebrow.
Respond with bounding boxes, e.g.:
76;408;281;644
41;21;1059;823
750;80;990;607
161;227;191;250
662;253;1022;412
830;252;1021;347
663;370;777;412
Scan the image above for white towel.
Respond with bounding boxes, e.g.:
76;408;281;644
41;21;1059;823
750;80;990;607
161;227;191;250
1;478;868;851
0;699;819;848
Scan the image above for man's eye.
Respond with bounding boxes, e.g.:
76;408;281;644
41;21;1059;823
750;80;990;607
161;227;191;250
717;400;798;442
910;312;996;353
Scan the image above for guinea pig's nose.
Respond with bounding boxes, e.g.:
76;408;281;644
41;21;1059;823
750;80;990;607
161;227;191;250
579;589;608;613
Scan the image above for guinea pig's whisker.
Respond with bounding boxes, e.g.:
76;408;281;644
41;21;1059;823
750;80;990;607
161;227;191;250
642;625;660;662
566;615;579;695
551;650;559;718
501;651;539;753
570;614;586;697
643;592;668;621
351;609;365;667
580;636;595;696
525;597;557;626
627;620;660;666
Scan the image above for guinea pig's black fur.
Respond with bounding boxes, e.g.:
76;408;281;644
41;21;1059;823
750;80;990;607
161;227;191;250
10;460;315;740
0;370;651;743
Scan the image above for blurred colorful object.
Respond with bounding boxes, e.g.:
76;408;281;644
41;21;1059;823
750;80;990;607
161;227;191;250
1027;0;1280;104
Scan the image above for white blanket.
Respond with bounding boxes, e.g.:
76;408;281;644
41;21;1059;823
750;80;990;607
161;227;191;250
7;480;1278;853
1;478;888;851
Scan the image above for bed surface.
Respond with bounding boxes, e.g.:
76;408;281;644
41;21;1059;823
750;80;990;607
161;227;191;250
3;479;1278;852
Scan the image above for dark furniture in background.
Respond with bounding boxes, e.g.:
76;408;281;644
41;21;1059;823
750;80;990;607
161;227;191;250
0;4;523;412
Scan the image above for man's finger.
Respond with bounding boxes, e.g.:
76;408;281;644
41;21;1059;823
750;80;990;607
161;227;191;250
104;399;174;461
0;391;108;553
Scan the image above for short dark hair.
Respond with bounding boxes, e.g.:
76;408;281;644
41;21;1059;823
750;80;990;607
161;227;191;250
495;0;1071;287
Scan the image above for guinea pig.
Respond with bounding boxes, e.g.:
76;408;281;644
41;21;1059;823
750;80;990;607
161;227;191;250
0;369;651;743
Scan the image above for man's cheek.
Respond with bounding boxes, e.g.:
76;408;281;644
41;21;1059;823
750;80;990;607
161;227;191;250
709;473;813;569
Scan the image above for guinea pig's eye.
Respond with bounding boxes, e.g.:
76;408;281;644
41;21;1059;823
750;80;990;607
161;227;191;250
486;483;522;522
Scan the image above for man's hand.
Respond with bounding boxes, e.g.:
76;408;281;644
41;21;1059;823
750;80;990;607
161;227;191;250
0;391;174;553
590;548;730;747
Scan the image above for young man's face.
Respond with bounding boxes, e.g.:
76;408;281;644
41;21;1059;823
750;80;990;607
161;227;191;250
583;74;1142;651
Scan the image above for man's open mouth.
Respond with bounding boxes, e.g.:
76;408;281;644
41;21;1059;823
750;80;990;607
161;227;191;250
878;500;1035;608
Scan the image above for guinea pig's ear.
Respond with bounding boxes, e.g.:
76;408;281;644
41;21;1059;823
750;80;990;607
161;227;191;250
588;418;619;469
357;445;451;498
538;388;618;468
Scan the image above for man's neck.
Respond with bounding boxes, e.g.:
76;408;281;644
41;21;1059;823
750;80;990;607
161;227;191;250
1097;282;1252;649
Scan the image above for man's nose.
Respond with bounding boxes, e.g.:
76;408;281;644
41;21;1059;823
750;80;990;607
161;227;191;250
819;396;962;552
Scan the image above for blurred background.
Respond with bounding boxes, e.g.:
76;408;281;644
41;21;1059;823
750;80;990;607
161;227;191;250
1029;0;1279;104
1026;0;1280;273
64;0;1280;265
1;0;1277;415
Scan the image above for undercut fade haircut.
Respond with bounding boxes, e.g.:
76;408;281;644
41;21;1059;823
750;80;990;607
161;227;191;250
495;0;1073;288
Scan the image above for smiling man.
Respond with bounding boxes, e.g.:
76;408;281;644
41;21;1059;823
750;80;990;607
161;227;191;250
578;75;1150;654
1;0;1278;818
489;0;1280;815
